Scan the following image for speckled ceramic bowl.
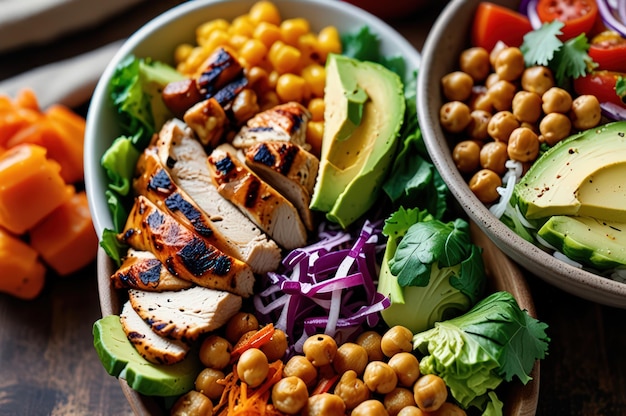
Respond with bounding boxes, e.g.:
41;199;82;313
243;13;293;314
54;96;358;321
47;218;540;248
417;0;626;308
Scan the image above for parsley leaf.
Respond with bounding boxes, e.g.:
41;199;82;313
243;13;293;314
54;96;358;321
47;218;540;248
520;21;563;67
552;34;596;85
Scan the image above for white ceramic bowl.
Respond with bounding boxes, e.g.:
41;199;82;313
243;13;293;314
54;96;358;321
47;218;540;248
417;0;626;308
84;0;539;414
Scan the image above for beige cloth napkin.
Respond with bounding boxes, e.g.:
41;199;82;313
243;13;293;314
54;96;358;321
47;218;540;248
0;0;145;53
0;40;124;108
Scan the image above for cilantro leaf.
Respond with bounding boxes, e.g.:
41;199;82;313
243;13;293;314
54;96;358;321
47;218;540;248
520;21;564;67
552;33;595;85
616;76;626;103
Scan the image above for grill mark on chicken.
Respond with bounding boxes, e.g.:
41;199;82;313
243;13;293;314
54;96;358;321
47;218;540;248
213;76;248;106
110;249;192;292
120;195;254;297
197;47;244;98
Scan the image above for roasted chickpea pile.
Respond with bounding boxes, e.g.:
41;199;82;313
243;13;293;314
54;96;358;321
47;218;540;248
440;43;603;204
172;1;338;154
171;314;467;416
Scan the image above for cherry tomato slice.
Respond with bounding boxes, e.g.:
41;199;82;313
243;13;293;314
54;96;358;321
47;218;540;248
536;0;599;40
588;31;626;73
573;70;626;108
471;2;533;51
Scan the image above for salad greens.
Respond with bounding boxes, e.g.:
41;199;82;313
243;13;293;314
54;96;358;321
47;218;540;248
520;20;596;85
413;291;550;415
378;207;486;334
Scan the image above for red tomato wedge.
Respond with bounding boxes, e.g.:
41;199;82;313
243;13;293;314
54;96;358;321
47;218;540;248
471;2;533;51
536;0;599;40
589;31;626;73
573;70;626;108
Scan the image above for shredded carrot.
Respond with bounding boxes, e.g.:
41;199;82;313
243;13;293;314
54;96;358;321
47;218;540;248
310;374;339;396
230;323;276;364
214;360;286;416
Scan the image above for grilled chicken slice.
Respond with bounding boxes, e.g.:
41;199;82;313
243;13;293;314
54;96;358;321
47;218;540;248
110;248;192;292
196;47;244;97
128;286;242;343
231;102;311;150
119;195;254;298
120;300;190;365
153;120;281;274
245;141;319;231
134;146;241;260
183;98;227;148
208;144;308;250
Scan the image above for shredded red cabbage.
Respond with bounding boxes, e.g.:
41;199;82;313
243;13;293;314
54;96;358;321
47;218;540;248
253;220;390;355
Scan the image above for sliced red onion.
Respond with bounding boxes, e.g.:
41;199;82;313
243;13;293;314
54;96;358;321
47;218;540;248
597;0;626;38
525;0;543;29
600;101;626;120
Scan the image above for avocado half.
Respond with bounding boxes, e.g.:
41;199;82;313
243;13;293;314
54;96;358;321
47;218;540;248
310;54;405;229
513;121;626;269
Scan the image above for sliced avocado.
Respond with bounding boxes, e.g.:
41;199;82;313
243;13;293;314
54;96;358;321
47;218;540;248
538;215;626;270
93;315;200;397
515;121;626;223
310;54;405;228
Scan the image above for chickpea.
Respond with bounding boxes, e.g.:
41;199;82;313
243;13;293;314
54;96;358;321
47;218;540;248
381;325;414;357
384;387;417;416
541;87;573;114
356;330;384;362
484;73;500;89
439;101;471;134
225;312;259;344
487;110;519;142
363;361;398;394
413;374;448;412
468;91;493;113
429;402;468;416
170;390;213;416
489;40;507;67
237;348;269;387
333;342;368;375
302;393;346;416
441;71;474;102
512;91;542;124
469;169;502;204
351;399;389;416
302;334;337;367
465;110;491;141
260;328;288;361
494;47;525;81
452;140;481;174
271;376;309;414
570;94;601;130
479;140;508;175
521;66;555;95
487;80;516;112
507;127;539;162
199;335;232;370
459;46;490;82
387;352;420;387
195;368;225;400
539;112;572;146
284;355;318;387
333;370;370;409
398;406;427;416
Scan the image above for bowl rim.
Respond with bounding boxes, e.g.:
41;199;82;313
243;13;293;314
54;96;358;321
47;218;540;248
417;0;626;308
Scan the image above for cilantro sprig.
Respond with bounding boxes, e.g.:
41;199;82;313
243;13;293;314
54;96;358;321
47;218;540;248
520;21;596;86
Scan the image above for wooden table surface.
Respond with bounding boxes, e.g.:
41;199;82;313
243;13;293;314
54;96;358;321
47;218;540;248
1;2;625;415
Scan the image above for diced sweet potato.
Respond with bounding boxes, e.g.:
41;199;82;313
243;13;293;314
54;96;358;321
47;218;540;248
0;227;46;300
0;144;72;234
29;190;98;276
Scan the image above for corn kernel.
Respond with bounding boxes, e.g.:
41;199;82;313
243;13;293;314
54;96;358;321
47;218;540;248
229;34;249;51
196;19;230;44
253;22;282;48
174;43;194;65
239;39;268;67
204;29;230;53
260;90;280;111
276;73;308;103
247;66;271;93
307;98;325;121
317;26;342;60
301;64;326;98
306;121;324;157
230;15;255;37
280;18;310;46
249;1;281;26
268;41;301;74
